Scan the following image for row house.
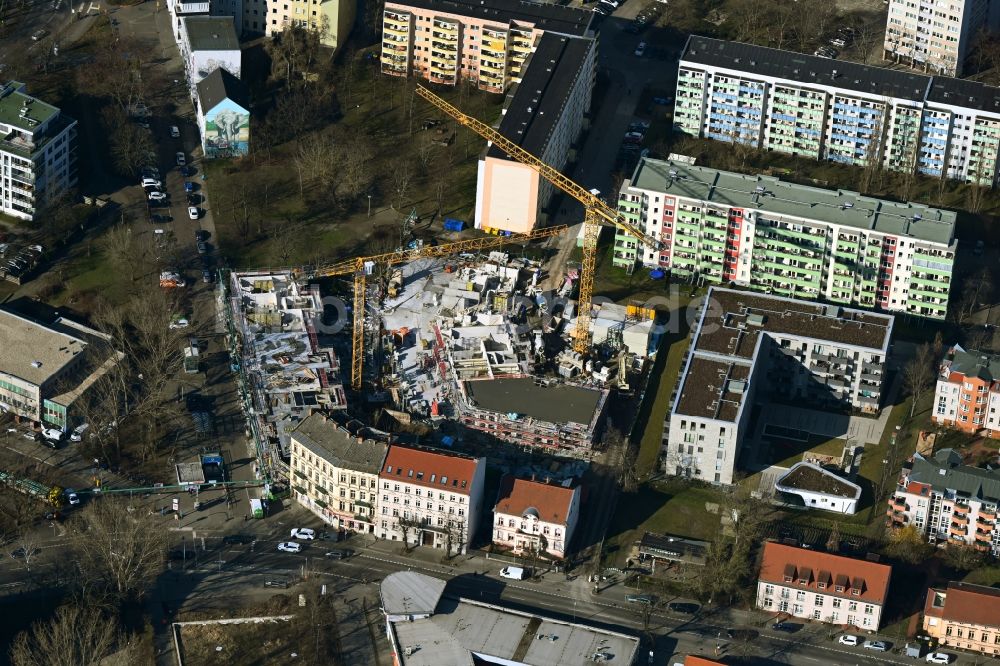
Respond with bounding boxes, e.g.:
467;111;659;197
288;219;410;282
676;36;1000;187
665;288;892;484
933;344;1000;436
923;582;1000;656
289;414;388;534
613;158;956;319
887;449;1000;556
378;445;486;555
756;541;893;630
491;475;580;560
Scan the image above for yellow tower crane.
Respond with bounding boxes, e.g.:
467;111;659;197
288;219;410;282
414;84;662;355
310;225;567;390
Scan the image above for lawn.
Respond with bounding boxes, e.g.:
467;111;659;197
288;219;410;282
963;565;1000;588
602;479;723;567
765;435;849;469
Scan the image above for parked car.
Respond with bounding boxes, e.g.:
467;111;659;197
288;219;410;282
667;602;700;614
277;542;302;553
31;29;48;41
625;594;655;605
175;152;186;166
148;191;167;202
202;269;214;283
64;489;80;505
187;206;199;220
862;640;889;652
974;239;985;255
772;622;800;633
69;424;88;442
180;165;194;177
629;121;651;132
196;241;208;254
42;427;62;442
169;317;189;330
10;547;40;558
184;181;195;193
290;528;316;540
170;125;180;138
925;652;951;664
151;213;172;223
634;41;647;57
195;229;209;242
141;177;162;189
325;549;354;560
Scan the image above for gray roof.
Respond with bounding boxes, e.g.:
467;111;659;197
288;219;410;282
196;67;248;112
0;309;88;387
947;349;1000;383
927;75;1000;114
290;414;388;474
380;571;446;617
387;0;592;37
629;158;956;246
0;82;61;132
909;450;1000;503
464;377;602;425
489;33;593;159
183;16;240;51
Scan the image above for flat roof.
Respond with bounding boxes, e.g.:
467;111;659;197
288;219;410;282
0;309;87;386
381;571;446;617
390;596;639;666
488;33;593;159
629;158;956;246
681;35;933;104
694;289;893;359
0;82;60;132
927;74;1000;114
182;16;240;51
465;377;602;425
675;358;752;421
386;0;592;37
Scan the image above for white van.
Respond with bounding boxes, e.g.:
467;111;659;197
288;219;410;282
499;566;527;580
42;427;63;442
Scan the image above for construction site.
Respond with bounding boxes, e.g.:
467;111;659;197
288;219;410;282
224;86;664;483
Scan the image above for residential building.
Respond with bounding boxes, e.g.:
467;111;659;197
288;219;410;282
923;582;1000;656
381;570;640;665
380;0;593;91
675;36;1000;186
167;0;211;44
932;344;1000;435
887;449;1000;555
756;541;893;630
0;308;122;432
884;0;998;76
476;32;595;233
457;376;609;452
289;413;388;533
179;16;241;88
195;68;250;159
231;0;353;50
665;287;893;484
775;462;862;514
492;475;580;559
0;82;77;221
613;158;956;320
378;445;485;554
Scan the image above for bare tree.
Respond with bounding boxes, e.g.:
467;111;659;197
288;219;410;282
69;496;168;602
109;122;155;178
903;343;935;418
391;160;415;211
9;603;124;666
101;221;144;284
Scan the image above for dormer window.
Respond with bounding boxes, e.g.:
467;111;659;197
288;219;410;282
835;585;845;593
818;582;826;590
851;588;861;596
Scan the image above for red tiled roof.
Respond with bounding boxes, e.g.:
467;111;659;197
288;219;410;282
758;542;892;605
923;587;945;619
685;657;725;666
493;475;577;525
933;582;1000;628
379;445;480;495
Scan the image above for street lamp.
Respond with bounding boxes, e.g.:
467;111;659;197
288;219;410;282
367;194;373;218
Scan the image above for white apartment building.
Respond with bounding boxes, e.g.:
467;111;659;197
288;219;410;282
675;36;1000;186
289;413;388;533
614;158;956;320
665;288;893;484
0;82;76;221
887;449;1000;556
884;0;997;76
757;541;893;630
179;16;242;88
492;475;580;560
378;445;485;555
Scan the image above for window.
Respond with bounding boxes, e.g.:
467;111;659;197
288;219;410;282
764;585;774;595
815;595;825;606
864;604;874;615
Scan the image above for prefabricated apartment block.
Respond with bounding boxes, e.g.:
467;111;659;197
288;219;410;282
884;0;996;77
665;287;893;484
381;0;596;234
613;158;957;319
0;82;76;221
932;344;1000;436
675;36;1000;186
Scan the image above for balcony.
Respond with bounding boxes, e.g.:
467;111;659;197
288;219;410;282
949;524;968;537
384;24;409;37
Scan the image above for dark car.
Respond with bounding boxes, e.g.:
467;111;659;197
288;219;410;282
187;194;200;206
180;165;194;177
222;534;255;545
197;241;208;254
772;622;801;633
10;547;40;559
202;269;213;283
325;549;354;560
195;229;209;242
668;602;700;614
728;628;760;641
151;214;172;223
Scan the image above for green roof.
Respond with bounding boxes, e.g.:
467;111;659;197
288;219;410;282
910;449;1000;503
628;158;957;247
0;82;61;133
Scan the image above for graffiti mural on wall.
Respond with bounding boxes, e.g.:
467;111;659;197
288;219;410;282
204;99;249;158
